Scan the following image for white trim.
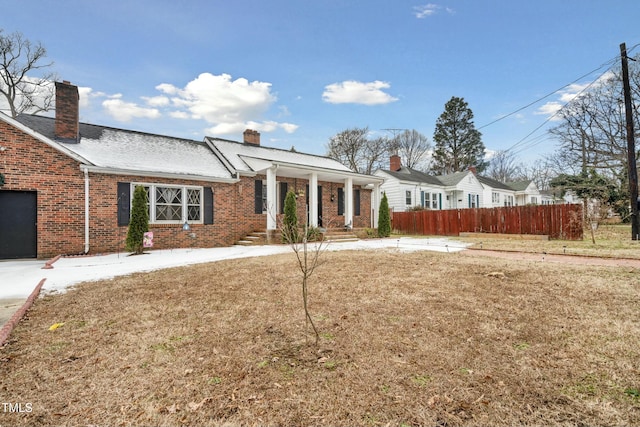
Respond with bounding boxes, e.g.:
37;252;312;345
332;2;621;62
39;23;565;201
80;165;239;183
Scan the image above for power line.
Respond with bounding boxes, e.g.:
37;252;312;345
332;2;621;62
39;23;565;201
478;55;620;131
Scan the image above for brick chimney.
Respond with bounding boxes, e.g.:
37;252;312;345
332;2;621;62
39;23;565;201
55;81;80;142
243;129;260;145
390;154;401;171
468;166;477;174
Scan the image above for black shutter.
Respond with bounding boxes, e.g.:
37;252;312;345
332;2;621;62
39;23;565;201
337;188;344;215
117;182;131;226
254;180;263;214
279;182;288;213
204;187;214;224
354;189;361;216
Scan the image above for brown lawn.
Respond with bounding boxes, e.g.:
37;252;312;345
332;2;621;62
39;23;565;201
1;248;639;426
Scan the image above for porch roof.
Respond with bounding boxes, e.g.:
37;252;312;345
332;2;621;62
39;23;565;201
207;137;383;186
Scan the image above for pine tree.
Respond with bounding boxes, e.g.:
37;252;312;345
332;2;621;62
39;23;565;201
378;192;391;237
432;96;485;174
282;190;299;243
126;185;149;254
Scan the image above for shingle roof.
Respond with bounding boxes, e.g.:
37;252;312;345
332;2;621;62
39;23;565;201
476;175;513;191
14;115;233;180
379;167;443;186
434;171;469;186
507;180;533;191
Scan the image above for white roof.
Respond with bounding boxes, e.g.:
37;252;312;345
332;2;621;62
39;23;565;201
67;129;232;179
208;137;352;173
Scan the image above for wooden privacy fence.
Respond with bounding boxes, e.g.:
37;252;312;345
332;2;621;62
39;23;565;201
392;204;584;240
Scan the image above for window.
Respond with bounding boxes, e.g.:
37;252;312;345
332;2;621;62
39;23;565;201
469;193;479;208
504;195;514;207
133;183;203;224
432;193;438;209
405;190;412;205
530;196;538;205
423;192;430;208
492;192;500;204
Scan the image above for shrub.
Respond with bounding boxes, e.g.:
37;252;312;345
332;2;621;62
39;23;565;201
125;185;149;254
282;190;299;243
378;192;391;237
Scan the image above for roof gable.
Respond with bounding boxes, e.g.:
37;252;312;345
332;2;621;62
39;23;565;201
206;137;352;173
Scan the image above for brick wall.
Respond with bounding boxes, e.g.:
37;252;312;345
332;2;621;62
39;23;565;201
1;120;86;258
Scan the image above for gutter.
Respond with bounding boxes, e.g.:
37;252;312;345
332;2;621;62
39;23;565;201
83;166;90;254
79;165;240;183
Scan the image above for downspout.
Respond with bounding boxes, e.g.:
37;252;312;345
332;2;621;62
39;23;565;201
83;166;90;254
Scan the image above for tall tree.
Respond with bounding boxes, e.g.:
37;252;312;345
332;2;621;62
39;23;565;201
326;127;391;174
377;193;391;237
389;129;431;170
0;29;56;117
432;96;485;174
125;186;149;255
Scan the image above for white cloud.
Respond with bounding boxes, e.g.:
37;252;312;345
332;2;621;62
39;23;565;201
535;71;616;120
413;4;454;18
156;72;295;135
143;95;170;107
169;110;189;119
102;98;161;122
322;80;398;105
205;120;298;136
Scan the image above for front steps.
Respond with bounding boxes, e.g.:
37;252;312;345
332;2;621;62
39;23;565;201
236;228;362;246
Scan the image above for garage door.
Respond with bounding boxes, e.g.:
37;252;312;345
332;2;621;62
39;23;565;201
0;191;37;259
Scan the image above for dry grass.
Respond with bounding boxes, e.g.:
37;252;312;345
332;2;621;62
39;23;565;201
1;249;639;426
453;224;640;259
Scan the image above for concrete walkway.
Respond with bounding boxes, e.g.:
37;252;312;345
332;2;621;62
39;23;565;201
0;238;469;332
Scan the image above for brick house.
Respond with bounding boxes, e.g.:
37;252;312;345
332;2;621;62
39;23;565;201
0;81;383;259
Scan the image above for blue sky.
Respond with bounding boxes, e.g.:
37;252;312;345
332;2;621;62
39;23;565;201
2;1;639;163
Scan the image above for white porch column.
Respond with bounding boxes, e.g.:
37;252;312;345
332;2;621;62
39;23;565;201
344;177;353;228
266;166;277;231
372;183;380;228
309;172;318;227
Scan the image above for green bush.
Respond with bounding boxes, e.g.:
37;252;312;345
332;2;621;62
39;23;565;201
126;185;149;254
282;190;299;243
378;192;391;237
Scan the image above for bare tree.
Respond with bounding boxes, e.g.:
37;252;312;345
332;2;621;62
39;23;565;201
390;129;431;170
485;150;521;183
326;127;391;174
0;30;56;117
278;196;330;346
517;158;558;191
549;67;638;176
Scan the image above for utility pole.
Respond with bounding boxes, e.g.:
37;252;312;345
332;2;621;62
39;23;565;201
620;43;639;240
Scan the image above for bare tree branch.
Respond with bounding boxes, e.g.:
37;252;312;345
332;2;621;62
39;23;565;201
0;29;56;117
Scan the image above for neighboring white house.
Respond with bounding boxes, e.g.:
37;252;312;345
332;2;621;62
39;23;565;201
374;155;542;212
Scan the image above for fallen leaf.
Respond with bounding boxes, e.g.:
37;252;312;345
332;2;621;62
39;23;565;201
48;322;65;331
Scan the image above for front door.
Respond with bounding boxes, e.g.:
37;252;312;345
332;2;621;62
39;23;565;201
0;191;38;259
